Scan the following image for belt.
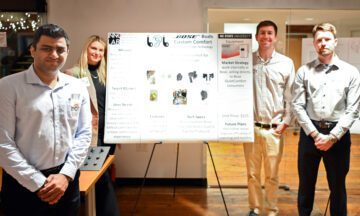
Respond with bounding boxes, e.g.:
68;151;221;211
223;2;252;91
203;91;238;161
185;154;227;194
41;163;64;176
312;120;337;129
255;122;278;129
3;164;64;180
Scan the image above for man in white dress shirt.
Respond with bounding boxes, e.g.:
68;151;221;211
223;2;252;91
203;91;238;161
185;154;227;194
292;23;360;216
244;20;295;216
0;24;92;216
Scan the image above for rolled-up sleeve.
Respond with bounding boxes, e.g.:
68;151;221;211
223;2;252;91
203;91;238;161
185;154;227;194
283;60;295;125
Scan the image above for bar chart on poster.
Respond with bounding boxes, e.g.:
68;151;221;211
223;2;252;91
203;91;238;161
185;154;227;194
104;33;254;144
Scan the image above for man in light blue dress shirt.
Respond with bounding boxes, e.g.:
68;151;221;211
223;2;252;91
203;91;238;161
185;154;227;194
0;24;92;215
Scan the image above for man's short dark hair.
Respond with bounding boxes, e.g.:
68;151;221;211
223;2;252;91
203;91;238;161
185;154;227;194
32;24;70;49
256;20;278;36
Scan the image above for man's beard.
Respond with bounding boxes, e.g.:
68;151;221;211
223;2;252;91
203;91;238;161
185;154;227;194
318;45;335;57
319;48;333;57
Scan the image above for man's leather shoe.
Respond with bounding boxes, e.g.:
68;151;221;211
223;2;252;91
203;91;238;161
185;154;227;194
248;210;259;216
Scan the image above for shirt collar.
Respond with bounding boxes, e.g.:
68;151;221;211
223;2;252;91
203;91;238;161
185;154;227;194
256;49;276;64
314;54;340;70
25;64;69;88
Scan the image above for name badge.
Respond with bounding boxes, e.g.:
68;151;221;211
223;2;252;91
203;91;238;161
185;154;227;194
70;94;81;117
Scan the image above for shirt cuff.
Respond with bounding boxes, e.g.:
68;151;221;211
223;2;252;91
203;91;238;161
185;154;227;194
60;163;77;181
282;116;292;126
330;125;347;140
302;122;317;136
28;172;47;192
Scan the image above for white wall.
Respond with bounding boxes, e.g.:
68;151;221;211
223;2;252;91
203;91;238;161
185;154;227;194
47;0;360;179
48;0;206;179
48;0;204;69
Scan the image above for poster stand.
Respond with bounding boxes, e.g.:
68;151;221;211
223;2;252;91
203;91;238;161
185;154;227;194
204;141;229;216
132;141;162;215
131;141;229;216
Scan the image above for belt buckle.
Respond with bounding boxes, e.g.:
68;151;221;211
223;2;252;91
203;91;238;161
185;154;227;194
319;120;330;129
261;123;271;129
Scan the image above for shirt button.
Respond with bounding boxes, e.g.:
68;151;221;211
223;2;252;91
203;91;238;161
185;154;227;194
323;94;326;97
322;106;325;109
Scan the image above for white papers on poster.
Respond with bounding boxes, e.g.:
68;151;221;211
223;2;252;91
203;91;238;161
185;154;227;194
302;38;360;134
105;33;253;143
0;32;7;47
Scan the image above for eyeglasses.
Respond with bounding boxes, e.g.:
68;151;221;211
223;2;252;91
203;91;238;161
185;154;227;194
38;46;68;55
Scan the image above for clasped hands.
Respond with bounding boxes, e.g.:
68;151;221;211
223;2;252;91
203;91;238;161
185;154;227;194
311;131;337;151
37;174;71;205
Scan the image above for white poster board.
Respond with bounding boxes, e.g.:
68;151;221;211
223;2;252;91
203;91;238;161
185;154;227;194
105;33;253;143
302;38;360;133
224;23;258;52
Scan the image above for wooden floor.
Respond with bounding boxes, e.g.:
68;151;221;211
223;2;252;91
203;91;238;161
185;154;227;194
118;128;360;215
1;128;359;215
0;182;359;215
117;186;360;216
207;128;360;190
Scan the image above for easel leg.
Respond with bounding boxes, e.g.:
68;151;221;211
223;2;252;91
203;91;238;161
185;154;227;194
132;142;162;215
205;141;230;216
324;194;330;216
173;143;180;198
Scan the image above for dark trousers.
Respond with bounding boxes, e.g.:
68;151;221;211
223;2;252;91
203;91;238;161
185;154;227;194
95;132;119;215
297;128;350;216
1;167;81;216
95;169;120;216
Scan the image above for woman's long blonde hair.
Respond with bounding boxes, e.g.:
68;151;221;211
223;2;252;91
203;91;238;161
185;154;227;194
78;35;107;85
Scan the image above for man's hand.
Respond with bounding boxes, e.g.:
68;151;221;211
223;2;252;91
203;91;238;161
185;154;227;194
314;133;335;151
37;174;70;205
274;123;288;135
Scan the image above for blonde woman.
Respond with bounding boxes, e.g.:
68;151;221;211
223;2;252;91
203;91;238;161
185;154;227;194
65;35;120;216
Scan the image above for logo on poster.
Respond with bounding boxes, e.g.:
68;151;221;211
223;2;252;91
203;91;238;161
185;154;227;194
109;33;120;45
176;35;197;39
147;35;169;47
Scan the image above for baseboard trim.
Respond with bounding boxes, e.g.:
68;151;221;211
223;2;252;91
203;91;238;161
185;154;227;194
115;178;207;187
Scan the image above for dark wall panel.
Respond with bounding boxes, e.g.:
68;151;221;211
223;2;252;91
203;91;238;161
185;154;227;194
0;0;46;12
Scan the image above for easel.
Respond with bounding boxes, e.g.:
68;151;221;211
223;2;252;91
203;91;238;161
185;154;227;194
131;141;229;216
